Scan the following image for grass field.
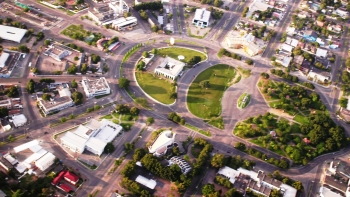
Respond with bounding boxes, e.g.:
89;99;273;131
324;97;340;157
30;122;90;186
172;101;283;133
157;47;206;63
61;24;87;37
293;114;310;124
237;93;250;109
136;72;176;104
187;64;236;119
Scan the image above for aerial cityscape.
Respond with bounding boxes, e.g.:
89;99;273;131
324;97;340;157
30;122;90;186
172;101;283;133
0;0;349;196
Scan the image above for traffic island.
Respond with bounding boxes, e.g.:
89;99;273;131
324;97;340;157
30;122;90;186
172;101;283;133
237;93;250;109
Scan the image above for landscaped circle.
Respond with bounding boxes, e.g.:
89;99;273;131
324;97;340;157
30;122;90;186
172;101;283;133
187;64;237;119
135;47;207;105
237;93;250;109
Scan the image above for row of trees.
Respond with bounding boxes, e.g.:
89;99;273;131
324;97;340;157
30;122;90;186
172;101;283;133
168;112;185;125
133;1;163;11
218;48;242;60
202;184;242;197
116;104;140;116
192;138;213;175
211;153;256;170
270;69;299;82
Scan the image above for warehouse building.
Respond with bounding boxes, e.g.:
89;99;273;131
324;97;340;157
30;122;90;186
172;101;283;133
0;25;28;43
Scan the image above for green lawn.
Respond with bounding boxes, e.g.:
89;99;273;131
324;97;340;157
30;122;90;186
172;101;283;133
136;72;176;104
187;64;236;118
157;47;206;63
293;114;309;125
237;93;250;109
207;116;224;129
61;24;87;37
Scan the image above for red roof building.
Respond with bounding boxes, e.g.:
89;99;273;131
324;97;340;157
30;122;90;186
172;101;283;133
64;171;79;185
52;170;67;185
59;183;72;193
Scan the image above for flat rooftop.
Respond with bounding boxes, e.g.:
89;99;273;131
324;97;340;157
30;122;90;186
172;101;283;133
0;25;28;43
154;57;185;77
82;77;110;94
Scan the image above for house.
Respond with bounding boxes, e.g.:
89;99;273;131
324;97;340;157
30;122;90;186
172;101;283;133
148;130;176;157
315;48;328;58
275;55;292;67
154;57;185;80
64;171;79;185
35;152;56;171
82;77;111;98
58;183;72;193
281;43;294;53
192;8;211;28
334;8;349;19
315;20;325;27
303;30;318;42
286;26;295;36
52;170;67;185
11;114;27;127
299;60;311;74
327;24;342;32
316;38;325;47
285;37;299;47
293;55;304;66
0;156;13;171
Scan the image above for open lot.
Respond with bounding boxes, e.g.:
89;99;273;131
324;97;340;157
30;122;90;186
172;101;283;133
36;55;67;74
187;64;237;119
157;47;206;64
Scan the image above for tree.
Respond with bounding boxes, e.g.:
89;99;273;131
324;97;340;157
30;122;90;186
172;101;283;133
292;181;303;191
202;184;216;196
124;12;132;18
12;189;24;197
213;0;223;7
130;107;140;116
6;86;19;97
245;59;254;65
188;56;202;65
139;10;148;20
0;108;8;118
124;142;134;153
18;45;29;53
146;117;154;125
151;25;159;32
67;64;77;74
116;104;130;114
224;188;242;197
211;154;226;168
74;56;79;61
91;54;101;64
44;39;51;46
260;72;269;79
339;97;348;108
27;79;35;93
36;32;45;41
136;61;145;71
133;148;146;161
42;93;51;101
72;91;83;105
81;63;88;74
121;161;135;178
71;79;78;88
235;142;246;151
118;78;130;89
200;80;210;88
104;142;115;153
142;51;149;58
172;146;180;156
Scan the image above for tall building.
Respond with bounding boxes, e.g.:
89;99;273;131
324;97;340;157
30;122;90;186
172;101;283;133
82;77;111;98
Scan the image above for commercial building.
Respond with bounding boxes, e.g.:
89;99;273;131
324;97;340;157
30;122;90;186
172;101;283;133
88;1;130;25
35;152;56;171
216;166;297;197
225;32;264;56
154;57;185;80
111;17;137;31
319;186;343;197
82;77;111;98
148;130;176;157
308;69;330;82
60;119;122;156
11;114;27;127
0;25;28;43
37;84;74;116
192;8;211;28
135;175;157;189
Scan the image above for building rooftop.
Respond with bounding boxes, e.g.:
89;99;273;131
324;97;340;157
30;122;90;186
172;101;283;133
64;171;79;182
155;57;185;78
3;153;18;165
12;114;27;126
0;25;28;43
35;152;55;169
14;140;39;153
85;137;107;154
135;175;157;189
92;119;123;143
82;77;110;94
169;156;192;174
319;186;344;197
52;170;67;185
149;130;175;154
193;8;211;22
39;96;73;111
0;53;10;68
324;175;348;193
61;131;88;151
217;166;241;184
249;179;272;196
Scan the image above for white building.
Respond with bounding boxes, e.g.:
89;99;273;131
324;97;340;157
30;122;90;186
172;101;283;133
135;175;157;189
169;156;191;174
217;166;241;184
37;84;74;116
319;187;343;197
60;119;123;156
308;70;330;82
82;77;111;98
0;53;10;68
0;99;12;109
88;0;130;25
0;25;28;43
154;57;185;80
192;8;211;28
315;48;328;58
111;17;137;31
35;152;55;171
148;130;175;157
11;114;27;127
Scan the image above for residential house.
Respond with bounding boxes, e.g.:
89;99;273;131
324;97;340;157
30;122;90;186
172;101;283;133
303;30;318;42
308;68;330;82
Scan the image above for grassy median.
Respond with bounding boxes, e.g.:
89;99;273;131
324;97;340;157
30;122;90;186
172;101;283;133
187;64;236;119
157;47;206;63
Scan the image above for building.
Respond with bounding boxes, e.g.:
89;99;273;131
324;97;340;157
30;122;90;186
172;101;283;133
169;156;191;174
293;55;304;66
303;30;318;42
82;77;111;98
111;17;137;31
52;170;67;185
324;175;348;193
64;171;79;185
192;8;211;28
37;84;74;116
135;175;157;189
217;166;241;184
154;57;185;80
11;114;27;127
0;156;13;171
134;0;152;5
35;152;55;171
0;25;28;43
0;99;12;109
319;186;343;197
148;130;176;157
60;119;123;156
315;48;328;58
58;183;72;193
88;1;130;25
0;53;10;68
147;10;160;28
334;8;349;19
225;32;263;56
308;69;330;82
